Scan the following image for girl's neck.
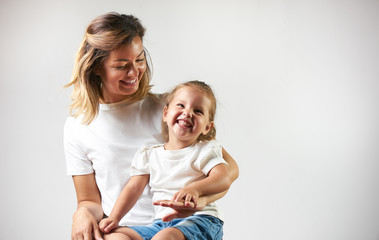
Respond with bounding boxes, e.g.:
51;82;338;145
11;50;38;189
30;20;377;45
164;140;196;150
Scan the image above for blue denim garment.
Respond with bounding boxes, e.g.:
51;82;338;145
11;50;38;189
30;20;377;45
129;215;223;240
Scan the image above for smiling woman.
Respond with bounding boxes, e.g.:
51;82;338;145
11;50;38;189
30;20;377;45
65;13;152;125
63;12;239;240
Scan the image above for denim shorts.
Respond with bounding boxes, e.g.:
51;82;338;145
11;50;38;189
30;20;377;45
129;215;223;240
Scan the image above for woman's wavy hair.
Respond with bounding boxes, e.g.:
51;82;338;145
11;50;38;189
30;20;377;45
161;80;217;143
65;12;152;124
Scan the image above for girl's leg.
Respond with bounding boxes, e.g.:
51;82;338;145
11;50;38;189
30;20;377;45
151;227;186;240
103;227;143;240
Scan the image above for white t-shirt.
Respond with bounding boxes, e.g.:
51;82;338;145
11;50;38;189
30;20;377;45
64;94;165;226
130;140;228;220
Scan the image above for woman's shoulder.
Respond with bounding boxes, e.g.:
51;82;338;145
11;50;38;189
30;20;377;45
141;92;166;111
64;115;87;134
145;92;167;104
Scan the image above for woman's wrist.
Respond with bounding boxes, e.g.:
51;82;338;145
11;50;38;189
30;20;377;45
75;202;104;222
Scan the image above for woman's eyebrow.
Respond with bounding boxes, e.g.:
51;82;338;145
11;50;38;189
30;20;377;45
113;50;145;62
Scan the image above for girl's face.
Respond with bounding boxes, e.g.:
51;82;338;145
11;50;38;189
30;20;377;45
98;36;146;103
163;86;214;149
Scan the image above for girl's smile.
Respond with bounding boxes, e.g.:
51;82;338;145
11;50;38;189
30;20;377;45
163;86;214;149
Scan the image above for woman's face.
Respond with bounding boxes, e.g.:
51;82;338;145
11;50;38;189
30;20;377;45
98;36;146;103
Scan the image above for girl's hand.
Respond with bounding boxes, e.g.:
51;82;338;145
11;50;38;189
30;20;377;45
171;186;200;207
72;207;103;240
99;217;119;233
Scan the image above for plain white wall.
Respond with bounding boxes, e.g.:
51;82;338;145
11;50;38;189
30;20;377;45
1;0;378;239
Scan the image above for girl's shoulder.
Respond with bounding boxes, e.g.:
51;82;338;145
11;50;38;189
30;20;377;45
197;139;222;148
136;143;165;156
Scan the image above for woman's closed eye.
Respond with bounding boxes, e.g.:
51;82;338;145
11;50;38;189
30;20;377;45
115;65;127;69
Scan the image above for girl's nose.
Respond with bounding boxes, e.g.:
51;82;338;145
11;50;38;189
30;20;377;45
183;109;193;118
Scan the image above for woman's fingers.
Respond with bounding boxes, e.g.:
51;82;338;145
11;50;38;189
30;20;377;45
93;222;104;240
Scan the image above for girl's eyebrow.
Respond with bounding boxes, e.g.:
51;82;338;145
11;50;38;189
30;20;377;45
113;50;145;62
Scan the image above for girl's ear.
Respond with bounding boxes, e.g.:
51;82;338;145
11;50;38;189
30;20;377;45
162;106;168;122
202;122;214;135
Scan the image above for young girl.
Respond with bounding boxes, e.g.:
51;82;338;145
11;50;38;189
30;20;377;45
99;81;231;240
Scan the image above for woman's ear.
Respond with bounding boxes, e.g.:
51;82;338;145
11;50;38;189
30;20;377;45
202;122;214;135
94;64;102;76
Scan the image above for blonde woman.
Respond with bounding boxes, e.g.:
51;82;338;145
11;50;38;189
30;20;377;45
64;12;239;240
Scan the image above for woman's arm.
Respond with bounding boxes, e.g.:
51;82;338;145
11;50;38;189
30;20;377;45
222;147;239;183
71;173;104;240
99;175;149;233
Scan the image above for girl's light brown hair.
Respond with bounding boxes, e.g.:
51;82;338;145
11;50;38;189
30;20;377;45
65;12;152;124
161;80;217;142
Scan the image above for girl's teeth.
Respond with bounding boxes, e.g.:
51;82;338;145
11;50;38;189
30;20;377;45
178;120;192;127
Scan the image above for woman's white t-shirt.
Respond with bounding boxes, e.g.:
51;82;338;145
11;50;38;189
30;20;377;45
64;94;165;226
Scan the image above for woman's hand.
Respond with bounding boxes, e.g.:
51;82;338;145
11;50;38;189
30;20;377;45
71;174;104;240
72;207;103;240
153;197;206;222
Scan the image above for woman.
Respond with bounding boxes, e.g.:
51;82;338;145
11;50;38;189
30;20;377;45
64;12;239;240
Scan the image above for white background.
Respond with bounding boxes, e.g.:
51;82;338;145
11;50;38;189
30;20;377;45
1;0;379;239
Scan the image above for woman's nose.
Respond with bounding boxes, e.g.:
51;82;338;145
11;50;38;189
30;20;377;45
126;63;138;77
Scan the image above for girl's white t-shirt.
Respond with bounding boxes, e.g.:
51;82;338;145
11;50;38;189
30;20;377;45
130;140;228;220
64;94;165;226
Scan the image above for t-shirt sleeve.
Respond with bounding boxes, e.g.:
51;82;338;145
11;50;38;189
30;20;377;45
64;117;94;175
198;140;228;175
130;146;150;176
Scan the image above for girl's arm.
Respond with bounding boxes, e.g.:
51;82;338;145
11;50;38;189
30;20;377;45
172;163;230;206
99;175;149;233
172;147;239;205
71;173;104;240
155;148;239;222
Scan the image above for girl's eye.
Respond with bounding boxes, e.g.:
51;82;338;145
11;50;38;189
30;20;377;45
194;110;203;115
176;104;184;108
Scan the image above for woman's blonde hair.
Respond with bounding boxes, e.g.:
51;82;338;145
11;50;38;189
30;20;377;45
65;12;152;124
161;80;217;143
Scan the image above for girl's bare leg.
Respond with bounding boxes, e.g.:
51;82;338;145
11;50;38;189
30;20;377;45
103;227;143;240
152;227;186;240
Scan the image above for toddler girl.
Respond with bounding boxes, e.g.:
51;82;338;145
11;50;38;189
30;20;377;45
99;81;230;240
